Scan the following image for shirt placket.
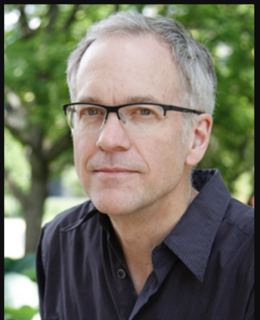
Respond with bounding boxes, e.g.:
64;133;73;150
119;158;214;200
129;244;178;320
102;226;137;320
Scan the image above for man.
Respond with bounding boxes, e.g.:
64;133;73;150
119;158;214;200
36;11;254;320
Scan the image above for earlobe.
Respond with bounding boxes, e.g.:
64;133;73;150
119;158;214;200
185;114;213;167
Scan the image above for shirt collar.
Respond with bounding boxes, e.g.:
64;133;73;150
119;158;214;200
60;201;97;233
164;169;231;282
62;169;231;284
98;169;231;283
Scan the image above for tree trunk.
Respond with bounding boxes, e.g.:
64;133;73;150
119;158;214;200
24;174;48;253
5;120;72;254
23;139;49;254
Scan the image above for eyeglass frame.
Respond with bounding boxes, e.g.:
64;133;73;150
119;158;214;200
63;102;203;126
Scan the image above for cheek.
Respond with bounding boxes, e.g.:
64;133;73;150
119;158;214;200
73;133;95;182
147;132;187;180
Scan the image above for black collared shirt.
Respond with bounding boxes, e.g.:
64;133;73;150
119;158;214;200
36;169;254;320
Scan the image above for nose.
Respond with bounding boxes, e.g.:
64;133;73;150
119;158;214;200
96;112;131;152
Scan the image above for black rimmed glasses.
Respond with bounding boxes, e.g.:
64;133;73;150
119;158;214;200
62;102;203;133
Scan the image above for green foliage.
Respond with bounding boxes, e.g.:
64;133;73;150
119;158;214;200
5;129;30;195
5;254;39;320
5;26;69;139
4;254;36;281
4;306;38;320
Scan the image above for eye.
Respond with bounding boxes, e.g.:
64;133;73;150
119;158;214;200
135;106;159;118
138;108;152;116
82;107;100;116
79;106;106;118
123;104;162;121
128;106;155;116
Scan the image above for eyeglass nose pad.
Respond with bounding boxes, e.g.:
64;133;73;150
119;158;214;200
104;109;125;124
118;111;126;124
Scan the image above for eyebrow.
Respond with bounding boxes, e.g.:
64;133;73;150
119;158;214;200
77;96;103;104
77;94;159;106
125;95;159;104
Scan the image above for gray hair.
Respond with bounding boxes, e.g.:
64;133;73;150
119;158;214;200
66;11;217;115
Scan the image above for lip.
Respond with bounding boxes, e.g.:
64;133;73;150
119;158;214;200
94;167;138;174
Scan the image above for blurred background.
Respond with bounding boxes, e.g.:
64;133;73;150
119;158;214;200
4;4;254;320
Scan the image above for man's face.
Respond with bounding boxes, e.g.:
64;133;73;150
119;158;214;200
73;34;192;216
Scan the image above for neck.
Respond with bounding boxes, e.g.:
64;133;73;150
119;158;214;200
108;179;198;295
110;185;197;251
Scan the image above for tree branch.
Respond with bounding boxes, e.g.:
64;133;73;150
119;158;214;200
5;115;32;147
5;89;33;146
17;4;34;39
43;129;72;162
49;153;74;176
46;4;59;33
114;4;120;12
5;169;27;208
61;4;81;31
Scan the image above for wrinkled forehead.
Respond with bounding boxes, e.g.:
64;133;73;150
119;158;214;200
76;34;182;105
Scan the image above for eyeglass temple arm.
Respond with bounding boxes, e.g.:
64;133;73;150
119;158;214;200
164;105;204;115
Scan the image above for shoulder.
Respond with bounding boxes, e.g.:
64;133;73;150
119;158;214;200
224;198;254;236
215;198;254;269
40;200;98;250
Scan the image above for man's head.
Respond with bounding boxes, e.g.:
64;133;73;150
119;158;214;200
67;11;216;115
64;12;214;215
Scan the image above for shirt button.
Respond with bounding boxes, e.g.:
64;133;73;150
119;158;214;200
117;268;126;279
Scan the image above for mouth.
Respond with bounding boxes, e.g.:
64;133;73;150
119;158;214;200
90;166;142;186
94;167;138;174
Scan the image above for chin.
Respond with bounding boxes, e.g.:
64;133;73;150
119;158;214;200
91;195;134;216
87;186;131;214
94;202;127;216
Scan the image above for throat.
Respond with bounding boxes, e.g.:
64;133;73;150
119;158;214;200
127;258;154;296
110;221;155;296
108;186;199;295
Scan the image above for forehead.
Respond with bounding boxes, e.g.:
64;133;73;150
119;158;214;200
76;34;181;104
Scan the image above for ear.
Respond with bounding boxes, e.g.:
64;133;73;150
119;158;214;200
185;114;213;167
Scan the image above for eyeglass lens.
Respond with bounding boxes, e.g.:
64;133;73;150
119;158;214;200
66;104;165;133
